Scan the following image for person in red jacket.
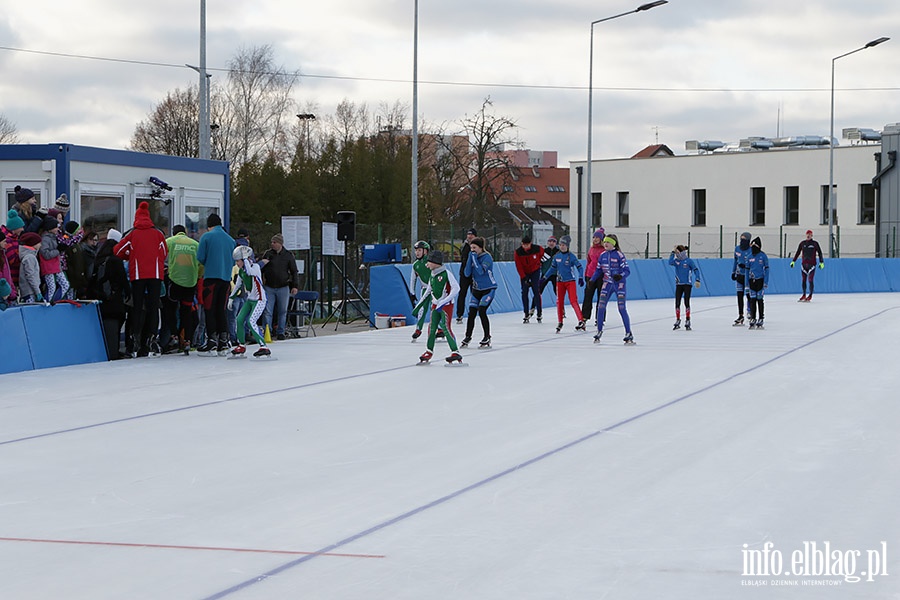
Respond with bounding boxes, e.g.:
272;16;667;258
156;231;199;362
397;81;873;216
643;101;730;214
114;201;168;357
514;235;544;323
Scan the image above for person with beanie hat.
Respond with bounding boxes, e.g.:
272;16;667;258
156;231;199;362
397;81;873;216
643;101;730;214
3;211;26;300
114;201;168;356
590;234;635;344
455;228;478;324
514;235;544;323
417;250;463;364
746;237;769;329
0;276;11;311
790;229;824;302
13;186;45;234
196;211;236;355
541;234;586;332
668;244;701;330
39;217;70;302
6;209;25;233
107;229;123;243
260;233;298;341
461;236;497;348
18;232;43;303
0;236;16;306
581;227;607;324
731;231;753;326
54;193;70;213
58;220;87;298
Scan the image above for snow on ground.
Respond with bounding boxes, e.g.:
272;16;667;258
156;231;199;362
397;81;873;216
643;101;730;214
1;292;898;599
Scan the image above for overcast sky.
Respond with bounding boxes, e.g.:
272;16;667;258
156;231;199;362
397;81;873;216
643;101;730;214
1;0;898;164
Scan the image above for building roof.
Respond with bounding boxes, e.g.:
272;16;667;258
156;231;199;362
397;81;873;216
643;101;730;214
631;144;675;159
489;166;570;208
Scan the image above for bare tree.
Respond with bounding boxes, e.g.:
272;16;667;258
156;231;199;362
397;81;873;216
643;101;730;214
129;87;200;157
0;114;20;144
327;99;371;147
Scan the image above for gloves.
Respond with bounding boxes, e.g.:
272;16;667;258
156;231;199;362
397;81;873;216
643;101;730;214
738;263;746;269
36;293;44;302
227;298;234;311
612;274;622;282
819;262;825;270
694;280;701;289
578;277;584;287
790;261;795;268
731;273;737;281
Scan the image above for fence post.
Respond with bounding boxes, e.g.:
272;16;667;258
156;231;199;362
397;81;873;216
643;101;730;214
687;231;691;253
719;225;723;259
836;225;841;258
656;224;661;259
893;226;897;258
779;224;783;258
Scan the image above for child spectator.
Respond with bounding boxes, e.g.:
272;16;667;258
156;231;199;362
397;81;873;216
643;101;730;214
0;276;11;310
39;216;70;302
4;210;25;297
59;221;86;298
18;232;43;303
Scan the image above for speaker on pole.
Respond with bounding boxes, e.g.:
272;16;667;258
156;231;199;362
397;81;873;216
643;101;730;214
337;211;356;242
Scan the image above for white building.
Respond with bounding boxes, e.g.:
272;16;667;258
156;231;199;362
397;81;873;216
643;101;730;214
568;132;887;259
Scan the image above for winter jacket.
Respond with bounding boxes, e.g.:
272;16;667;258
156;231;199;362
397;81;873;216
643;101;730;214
231;258;267;303
18;244;41;298
514;244;544;278
584;243;605;279
540;245;560;275
92;251;131;321
792;239;824;265
60;231;87;292
0;277;10;310
197;225;235;281
458;241;473;278
165;232;200;288
464;250;498;291
0;243;15;301
747;249;769;285
543;250;584;283
423;265;459;310
732;243;752;278
668;251;700;286
410;256;431;293
593;249;630;285
260;247;299;289
114;203;167;281
2;226;20;295
39;230;62;276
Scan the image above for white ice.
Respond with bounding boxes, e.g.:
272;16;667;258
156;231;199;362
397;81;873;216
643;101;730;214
1;292;898;600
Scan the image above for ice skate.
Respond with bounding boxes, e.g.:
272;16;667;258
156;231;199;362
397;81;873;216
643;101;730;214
252;346;272;358
798;294;807;302
755;319;764;329
455;317;463;325
593;331;603;343
803;295;812;302
748;319;757;330
536;315;542;323
148;336;162;357
217;333;230;357
684;319;692;331
575;319;586;331
445;352;463;364
523;314;530;324
528;308;535;319
623;332;635;345
555;322;563;333
411;329;422;342
478;336;491;349
733;316;744;327
673;319;681;330
228;345;247;359
435;329;445;339
460;336;471;348
418;350;433;364
196;341;215;357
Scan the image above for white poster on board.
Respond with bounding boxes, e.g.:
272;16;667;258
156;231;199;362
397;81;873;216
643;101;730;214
281;216;311;250
322;222;345;256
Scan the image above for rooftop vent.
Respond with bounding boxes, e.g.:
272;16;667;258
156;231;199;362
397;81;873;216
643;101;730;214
843;127;882;142
685;140;725;152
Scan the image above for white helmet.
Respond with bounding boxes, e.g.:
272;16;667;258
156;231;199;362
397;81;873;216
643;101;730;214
232;245;253;261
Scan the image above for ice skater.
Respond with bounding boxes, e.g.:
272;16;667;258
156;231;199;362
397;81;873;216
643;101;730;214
514;235;543;323
668;244;701;330
790;229;824;302
418;250;462;364
746;237;769;329
461;237;497;348
591;234;634;344
731;231;752;326
227;245;271;358
409;240;432;340
540;235;585;333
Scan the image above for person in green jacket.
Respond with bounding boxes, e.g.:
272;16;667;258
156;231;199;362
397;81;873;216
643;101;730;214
409;240;432;341
418;251;463;364
164;225;200;354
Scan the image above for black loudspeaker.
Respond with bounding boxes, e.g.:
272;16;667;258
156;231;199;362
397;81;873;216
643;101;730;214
337;211;356;242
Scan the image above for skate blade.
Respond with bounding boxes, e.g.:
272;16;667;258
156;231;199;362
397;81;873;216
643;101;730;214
416;360;431;366
227;355;248;360
445;361;468;367
251;355;277;360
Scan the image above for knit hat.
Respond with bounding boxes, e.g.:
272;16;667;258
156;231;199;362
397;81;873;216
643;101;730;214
207;213;222;228
271;233;284;245
427;250;444;265
237;227;250;238
65;221;80;234
465;228;477;236
48;208;63;220
593;227;606;239
806;229;813;235
133;201;153;228
751;237;762;249
14;186;35;203
54;193;70;212
5;209;25;231
559;235;571;247
42;215;59;231
20;232;41;247
107;229;123;243
547;235;557;243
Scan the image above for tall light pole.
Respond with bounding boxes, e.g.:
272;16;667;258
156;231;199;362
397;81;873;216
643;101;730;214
198;0;210;159
297;113;316;158
585;1;667;254
828;36;889;257
411;0;420;251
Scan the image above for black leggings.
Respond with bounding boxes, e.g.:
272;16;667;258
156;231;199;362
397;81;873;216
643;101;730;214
675;284;693;310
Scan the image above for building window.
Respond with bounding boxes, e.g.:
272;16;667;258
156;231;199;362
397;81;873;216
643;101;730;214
546;185;566;192
524;185;537;192
502;185;514;192
185;205;220;240
821;185;837;226
750;187;765;226
692;189;706;226
591;192;602;228
140;196;172;237
617;191;629;228
80;194;122;240
859;183;876;224
551;209;563;220
784;186;799;225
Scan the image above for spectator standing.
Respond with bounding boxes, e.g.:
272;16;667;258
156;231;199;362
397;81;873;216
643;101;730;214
17;232;43;303
2;209;25;302
90;233;131;359
39;216;70;302
59;221;87;298
165;224;201;354
196;213;235;355
12;186;45;233
260;233;298;341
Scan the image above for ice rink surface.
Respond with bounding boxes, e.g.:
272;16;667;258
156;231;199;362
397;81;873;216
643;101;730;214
2;292;899;600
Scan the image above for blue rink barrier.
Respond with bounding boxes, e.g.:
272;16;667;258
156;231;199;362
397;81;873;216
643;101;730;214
370;258;900;324
0;302;108;374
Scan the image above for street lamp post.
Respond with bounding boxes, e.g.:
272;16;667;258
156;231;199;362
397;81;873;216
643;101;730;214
187;64;212;159
585;1;667;254
296;113;316;158
828;36;889;257
411;0;420;252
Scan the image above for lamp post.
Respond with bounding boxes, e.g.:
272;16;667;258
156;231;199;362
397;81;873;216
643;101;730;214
411;0;420;251
585;1;667;254
187;64;212;159
296;113;316;158
828;36;889;257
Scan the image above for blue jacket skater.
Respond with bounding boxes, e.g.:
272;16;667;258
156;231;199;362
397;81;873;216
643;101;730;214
543;250;584;283
668;251;700;285
592;249;630;284
464;250;497;291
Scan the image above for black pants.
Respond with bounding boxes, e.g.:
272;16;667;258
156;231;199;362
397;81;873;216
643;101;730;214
465;288;493;340
201;278;231;338
581;277;601;321
456;274;472;319
520;270;542;317
131;279;162;349
164;282;197;348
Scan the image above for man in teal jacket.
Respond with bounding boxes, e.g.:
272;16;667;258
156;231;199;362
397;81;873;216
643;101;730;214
197;213;235;355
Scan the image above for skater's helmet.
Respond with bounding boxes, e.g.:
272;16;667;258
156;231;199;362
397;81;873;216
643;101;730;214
232;245;254;262
413;240;430;251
